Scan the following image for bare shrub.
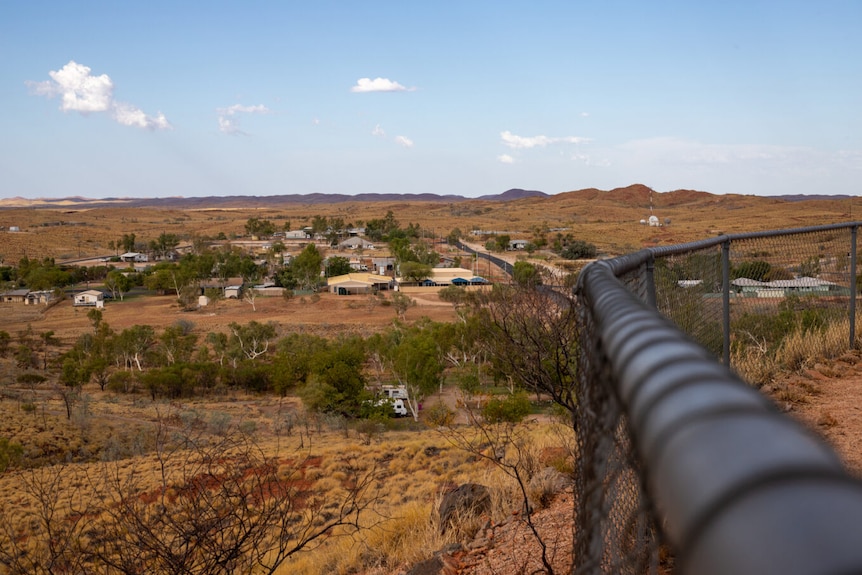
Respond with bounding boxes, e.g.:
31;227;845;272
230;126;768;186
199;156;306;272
0;421;382;575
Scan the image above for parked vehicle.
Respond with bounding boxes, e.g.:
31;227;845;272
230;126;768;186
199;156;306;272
370;385;409;417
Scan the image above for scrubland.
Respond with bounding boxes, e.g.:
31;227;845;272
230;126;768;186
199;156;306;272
1;186;860;573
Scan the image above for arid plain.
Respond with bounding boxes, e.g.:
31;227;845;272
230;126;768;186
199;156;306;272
1;184;861;575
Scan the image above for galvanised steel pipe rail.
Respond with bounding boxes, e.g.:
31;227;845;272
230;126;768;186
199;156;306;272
577;256;862;575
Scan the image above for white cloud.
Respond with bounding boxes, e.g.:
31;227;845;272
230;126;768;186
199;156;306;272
571;152;610;167
395;135;414;148
372;124;386;137
351;77;415;93
500;130;588;149
113;102;170;130
497;154;515;164
216;103;270;135
27;60;171;130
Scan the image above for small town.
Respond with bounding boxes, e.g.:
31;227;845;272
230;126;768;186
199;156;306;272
3;1;861;573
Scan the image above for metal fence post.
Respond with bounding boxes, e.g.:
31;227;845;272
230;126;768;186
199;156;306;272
645;253;657;308
722;238;731;366
851;225;858;348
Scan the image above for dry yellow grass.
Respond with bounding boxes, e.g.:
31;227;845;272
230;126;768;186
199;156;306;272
0;382;574;574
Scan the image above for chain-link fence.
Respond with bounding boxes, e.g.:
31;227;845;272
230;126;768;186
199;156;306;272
650;224;858;370
573;223;862;575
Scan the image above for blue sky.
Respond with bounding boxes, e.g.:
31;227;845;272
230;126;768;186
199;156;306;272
1;1;860;199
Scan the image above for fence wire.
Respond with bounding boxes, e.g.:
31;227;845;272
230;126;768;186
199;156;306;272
651;226;856;364
573;223;862;574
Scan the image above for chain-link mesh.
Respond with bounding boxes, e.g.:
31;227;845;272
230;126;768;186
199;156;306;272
652;227;857;369
574;266;664;574
573;223;861;574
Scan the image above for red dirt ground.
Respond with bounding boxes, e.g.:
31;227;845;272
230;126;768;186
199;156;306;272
1;290;459;347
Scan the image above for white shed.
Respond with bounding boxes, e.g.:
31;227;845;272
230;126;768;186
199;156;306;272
73;290;105;308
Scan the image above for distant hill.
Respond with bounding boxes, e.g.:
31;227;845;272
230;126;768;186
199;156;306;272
776;194;854;202
477;188;548;201
0;190;545;209
0;185;853;210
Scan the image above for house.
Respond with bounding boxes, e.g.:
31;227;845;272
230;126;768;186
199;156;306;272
372;257;396;275
508;239;529;250
338;237;375;250
284;229;311;240
119;252;149;263
251;283;286;297
327;273;393;295
73;290;105;308
731;276;847;298
1;289;30;303
26;290;55;305
224;285;243;299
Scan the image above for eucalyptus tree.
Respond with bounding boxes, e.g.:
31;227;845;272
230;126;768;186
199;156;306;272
368;323;444;421
290;244;323;291
104;269;132;301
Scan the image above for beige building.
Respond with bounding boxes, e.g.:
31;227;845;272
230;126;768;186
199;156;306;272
327;273;393;295
396;267;488;287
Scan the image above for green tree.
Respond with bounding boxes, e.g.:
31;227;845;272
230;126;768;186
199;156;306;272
270;333;329;396
513;261;541;287
446;228;463;245
206;332;231;366
105;270;132;301
140;365;189;400
156;322;199;366
301;337;369;416
149;232;180;260
374;324;444;421
495;235;511;252
238;256;263;284
181;252;216;282
115;325;156;371
390;292;415;320
245;217;276;238
399;261;432;283
310;215;330;237
325;256;352;277
144;262;194;298
120;233;136;253
365;210;400;241
228;321;277;361
559;240;597;260
291;244;323;291
17;257;71;290
482;392;532;424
